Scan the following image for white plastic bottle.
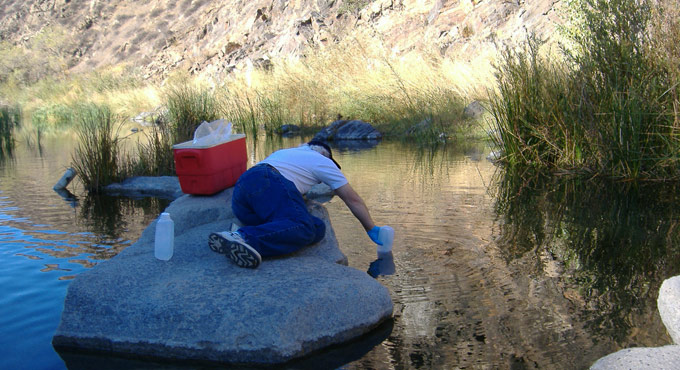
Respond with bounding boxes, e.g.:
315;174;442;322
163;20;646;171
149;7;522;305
154;212;174;261
377;226;394;254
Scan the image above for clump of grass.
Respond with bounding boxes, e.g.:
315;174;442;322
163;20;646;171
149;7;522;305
71;104;125;193
489;0;680;180
120;83;222;179
219;31;490;142
164;83;221;144
488;37;586;172
122;116;175;177
31;103;76;132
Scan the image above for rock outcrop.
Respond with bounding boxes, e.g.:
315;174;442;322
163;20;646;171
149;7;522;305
0;0;563;81
52;188;393;365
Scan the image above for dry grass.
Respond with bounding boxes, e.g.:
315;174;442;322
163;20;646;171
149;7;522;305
218;30;496;138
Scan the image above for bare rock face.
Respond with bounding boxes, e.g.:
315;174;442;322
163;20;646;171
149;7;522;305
0;0;563;80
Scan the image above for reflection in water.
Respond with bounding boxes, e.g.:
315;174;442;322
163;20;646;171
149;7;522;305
492;171;680;344
368;251;396;278
53;188;78;208
0;140;14;166
330;139;381;151
77;194;170;255
6;133;680;369
0;135;173;370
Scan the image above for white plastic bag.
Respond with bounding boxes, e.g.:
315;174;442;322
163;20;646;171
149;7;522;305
192;119;233;146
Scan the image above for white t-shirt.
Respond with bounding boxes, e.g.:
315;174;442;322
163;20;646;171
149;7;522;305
260;145;348;194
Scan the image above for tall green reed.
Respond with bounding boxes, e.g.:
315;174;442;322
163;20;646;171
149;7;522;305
489;37;587;172
121;116;175;177
71;104;125;192
164;84;221;144
490;0;680;180
120;85;222;179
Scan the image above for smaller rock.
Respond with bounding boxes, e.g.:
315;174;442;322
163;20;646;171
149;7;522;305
103;176;184;200
131;107;167;127
313;120;382;141
406;118;432;136
277;124;300;137
463;100;486;120
658;276;680;344
306;183;334;203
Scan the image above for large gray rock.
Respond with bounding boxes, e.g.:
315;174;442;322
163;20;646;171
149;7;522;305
53;188;393;365
313;120;382;141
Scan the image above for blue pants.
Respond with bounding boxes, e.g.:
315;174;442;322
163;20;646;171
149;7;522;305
231;164;326;258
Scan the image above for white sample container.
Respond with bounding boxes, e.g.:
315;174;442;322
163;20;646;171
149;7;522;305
377;226;394;254
154;212;174;261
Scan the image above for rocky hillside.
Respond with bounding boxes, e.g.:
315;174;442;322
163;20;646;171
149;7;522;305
0;0;563;81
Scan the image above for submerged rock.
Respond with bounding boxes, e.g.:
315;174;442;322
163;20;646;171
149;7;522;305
103;176;184;200
313;120;382;141
52;188;393;365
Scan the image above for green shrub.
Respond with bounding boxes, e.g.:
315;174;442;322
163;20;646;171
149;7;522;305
31;104;76;131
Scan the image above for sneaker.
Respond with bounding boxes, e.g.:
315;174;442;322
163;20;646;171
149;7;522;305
208;231;262;268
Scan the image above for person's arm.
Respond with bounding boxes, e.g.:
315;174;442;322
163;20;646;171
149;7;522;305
334;183;375;232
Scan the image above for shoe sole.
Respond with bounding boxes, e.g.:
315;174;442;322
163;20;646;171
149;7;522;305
209;232;261;268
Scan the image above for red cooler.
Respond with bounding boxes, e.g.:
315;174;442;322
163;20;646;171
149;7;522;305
173;134;247;195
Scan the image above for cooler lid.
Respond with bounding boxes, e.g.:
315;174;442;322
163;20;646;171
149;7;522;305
172;134;246;149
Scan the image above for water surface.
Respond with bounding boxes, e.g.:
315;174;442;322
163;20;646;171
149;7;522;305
1;133;678;369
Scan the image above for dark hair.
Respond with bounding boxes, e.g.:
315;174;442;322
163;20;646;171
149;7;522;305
308;140;341;169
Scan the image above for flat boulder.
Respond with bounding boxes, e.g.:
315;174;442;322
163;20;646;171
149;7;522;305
313;120;382;141
52;188;393;365
103;176;184;200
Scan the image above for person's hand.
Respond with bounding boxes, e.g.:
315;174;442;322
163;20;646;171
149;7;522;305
367;226;383;245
